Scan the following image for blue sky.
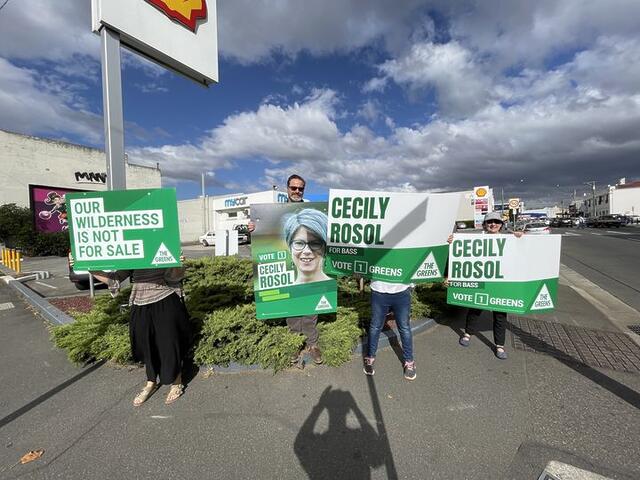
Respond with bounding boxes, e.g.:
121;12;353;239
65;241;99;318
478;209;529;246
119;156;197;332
1;0;640;207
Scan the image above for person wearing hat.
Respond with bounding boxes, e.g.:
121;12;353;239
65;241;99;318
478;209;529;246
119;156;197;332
449;211;522;360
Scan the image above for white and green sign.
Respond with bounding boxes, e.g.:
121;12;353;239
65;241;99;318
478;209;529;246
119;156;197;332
446;233;561;314
251;202;337;320
67;188;181;271
324;189;461;283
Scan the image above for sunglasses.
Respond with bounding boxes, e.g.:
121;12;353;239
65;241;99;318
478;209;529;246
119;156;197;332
291;240;324;252
288;185;305;192
485;220;503;225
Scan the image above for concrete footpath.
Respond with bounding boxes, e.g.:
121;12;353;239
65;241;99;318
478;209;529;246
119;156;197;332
0;267;639;479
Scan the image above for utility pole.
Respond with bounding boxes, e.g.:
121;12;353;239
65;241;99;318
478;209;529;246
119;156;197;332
202;173;207;233
584;181;596;218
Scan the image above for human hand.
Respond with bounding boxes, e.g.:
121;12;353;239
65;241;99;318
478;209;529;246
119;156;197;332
447;234;454;244
513;231;523;238
443;277;450;287
68;252;75;268
248;221;256;233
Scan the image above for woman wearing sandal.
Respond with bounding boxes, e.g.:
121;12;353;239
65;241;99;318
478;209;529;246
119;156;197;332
447;212;522;360
81;255;192;406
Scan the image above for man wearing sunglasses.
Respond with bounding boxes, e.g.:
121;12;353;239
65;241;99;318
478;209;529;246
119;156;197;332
248;174;323;366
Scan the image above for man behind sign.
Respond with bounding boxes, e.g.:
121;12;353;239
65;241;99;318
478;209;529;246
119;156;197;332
249;174;323;366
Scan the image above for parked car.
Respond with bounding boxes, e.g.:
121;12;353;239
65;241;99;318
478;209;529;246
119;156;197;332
585;217;597;228
455;221;468;230
523;222;551;234
199;231;216;246
233;224;251;244
593;215;623;228
67;251;103;290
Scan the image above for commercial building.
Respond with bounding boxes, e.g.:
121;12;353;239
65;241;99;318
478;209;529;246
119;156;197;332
178;190;289;243
0;129;161;209
577;178;640;218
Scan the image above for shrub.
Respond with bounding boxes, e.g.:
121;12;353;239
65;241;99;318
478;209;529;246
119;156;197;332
0;203;69;256
52;257;442;371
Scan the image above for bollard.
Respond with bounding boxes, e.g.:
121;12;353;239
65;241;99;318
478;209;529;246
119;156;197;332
10;249;16;271
17;251;22;273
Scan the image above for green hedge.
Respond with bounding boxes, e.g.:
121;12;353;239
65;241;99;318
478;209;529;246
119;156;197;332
0;203;70;256
51;257;445;372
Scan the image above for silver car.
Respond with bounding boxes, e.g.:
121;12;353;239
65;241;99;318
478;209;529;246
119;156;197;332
523;222;550;234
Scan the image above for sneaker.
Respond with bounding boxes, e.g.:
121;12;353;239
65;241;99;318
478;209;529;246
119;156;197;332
363;357;375;376
459;334;470;347
403;361;416;381
308;345;323;365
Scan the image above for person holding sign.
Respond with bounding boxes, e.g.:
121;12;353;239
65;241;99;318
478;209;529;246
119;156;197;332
449;212;522;360
284;209;331;284
363;281;416;380
84;260;192;405
249;174;323;365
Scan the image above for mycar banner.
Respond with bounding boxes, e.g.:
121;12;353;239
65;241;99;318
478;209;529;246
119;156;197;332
67;188;182;271
324;189;461;283
251;202;337;320
446;233;561;314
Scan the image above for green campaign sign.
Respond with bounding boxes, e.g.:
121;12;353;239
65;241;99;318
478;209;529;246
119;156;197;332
446;233;561;314
324;189;461;283
251;202;337;320
67;188;182;270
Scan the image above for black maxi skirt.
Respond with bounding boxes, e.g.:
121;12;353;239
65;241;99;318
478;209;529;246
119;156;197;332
129;293;192;385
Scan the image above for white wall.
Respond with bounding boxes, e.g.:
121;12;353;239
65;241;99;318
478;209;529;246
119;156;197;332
611;187;640;216
0;129;161;207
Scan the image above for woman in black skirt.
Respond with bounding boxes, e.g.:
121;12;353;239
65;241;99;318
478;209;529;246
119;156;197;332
89;258;192;406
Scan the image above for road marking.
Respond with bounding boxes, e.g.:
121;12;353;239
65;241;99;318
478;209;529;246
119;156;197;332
35;281;58;290
150;415;173;419
606;230;632;235
589;232;602;235
0;302;15;311
563;232;581;236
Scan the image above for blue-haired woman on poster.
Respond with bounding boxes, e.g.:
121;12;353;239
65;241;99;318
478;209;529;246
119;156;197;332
283;208;331;285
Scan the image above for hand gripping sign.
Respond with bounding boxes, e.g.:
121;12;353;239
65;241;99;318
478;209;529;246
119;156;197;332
446;233;561;314
325;189;461;283
67;188;182;271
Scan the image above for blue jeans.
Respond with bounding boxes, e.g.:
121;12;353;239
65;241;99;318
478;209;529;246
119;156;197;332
367;289;413;362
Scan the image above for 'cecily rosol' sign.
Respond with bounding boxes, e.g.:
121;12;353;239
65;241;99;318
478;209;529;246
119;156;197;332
446;234;561;314
325;189;461;283
67;188;182;271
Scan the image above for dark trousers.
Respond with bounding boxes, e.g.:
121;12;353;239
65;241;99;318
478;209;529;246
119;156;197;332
286;315;319;346
130;293;192;384
465;308;507;346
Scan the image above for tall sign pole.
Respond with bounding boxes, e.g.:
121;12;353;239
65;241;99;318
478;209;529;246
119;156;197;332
100;27;126;191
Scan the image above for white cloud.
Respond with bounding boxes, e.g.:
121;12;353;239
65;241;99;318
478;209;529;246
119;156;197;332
0;58;103;143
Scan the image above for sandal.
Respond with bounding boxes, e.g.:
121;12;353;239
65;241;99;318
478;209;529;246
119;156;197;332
165;384;185;405
133;383;159;407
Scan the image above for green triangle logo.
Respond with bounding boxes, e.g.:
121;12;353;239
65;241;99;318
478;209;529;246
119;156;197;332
315;295;333;311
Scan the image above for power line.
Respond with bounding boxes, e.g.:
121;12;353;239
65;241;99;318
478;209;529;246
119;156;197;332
0;0;11;12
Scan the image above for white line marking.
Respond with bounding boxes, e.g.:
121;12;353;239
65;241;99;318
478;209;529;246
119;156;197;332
606;230;631;235
0;302;15;311
35;281;58;289
563;232;581;236
150;415;172;419
590;232;602;235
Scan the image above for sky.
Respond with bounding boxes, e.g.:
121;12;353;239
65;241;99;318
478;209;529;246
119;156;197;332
1;0;639;207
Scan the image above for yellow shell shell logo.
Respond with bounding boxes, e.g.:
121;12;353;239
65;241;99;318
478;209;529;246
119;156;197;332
145;0;207;32
475;187;488;197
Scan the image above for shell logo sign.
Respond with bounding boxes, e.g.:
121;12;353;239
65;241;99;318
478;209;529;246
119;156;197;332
474;187;488;198
145;0;207;32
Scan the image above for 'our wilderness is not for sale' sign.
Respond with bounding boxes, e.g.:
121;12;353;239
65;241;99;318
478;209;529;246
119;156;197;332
324;189;461;283
67;188;182;270
446;233;561;314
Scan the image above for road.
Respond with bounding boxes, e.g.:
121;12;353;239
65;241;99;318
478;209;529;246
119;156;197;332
554;225;640;312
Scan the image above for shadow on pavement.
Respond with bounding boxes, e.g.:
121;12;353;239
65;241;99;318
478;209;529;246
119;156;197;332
0;360;105;429
294;385;390;480
436;308;640;410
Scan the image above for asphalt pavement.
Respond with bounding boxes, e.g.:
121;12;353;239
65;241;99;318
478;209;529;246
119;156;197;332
1;233;639;479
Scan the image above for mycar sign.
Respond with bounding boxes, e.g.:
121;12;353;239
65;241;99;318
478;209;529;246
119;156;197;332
91;0;218;85
325;189;461;283
67;188;182;271
446;233;562;314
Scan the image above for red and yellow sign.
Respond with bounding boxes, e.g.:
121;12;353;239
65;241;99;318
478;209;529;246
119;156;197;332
145;0;207;32
474;187;488;198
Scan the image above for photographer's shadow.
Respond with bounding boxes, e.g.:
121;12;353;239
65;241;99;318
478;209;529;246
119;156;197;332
294;386;386;480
